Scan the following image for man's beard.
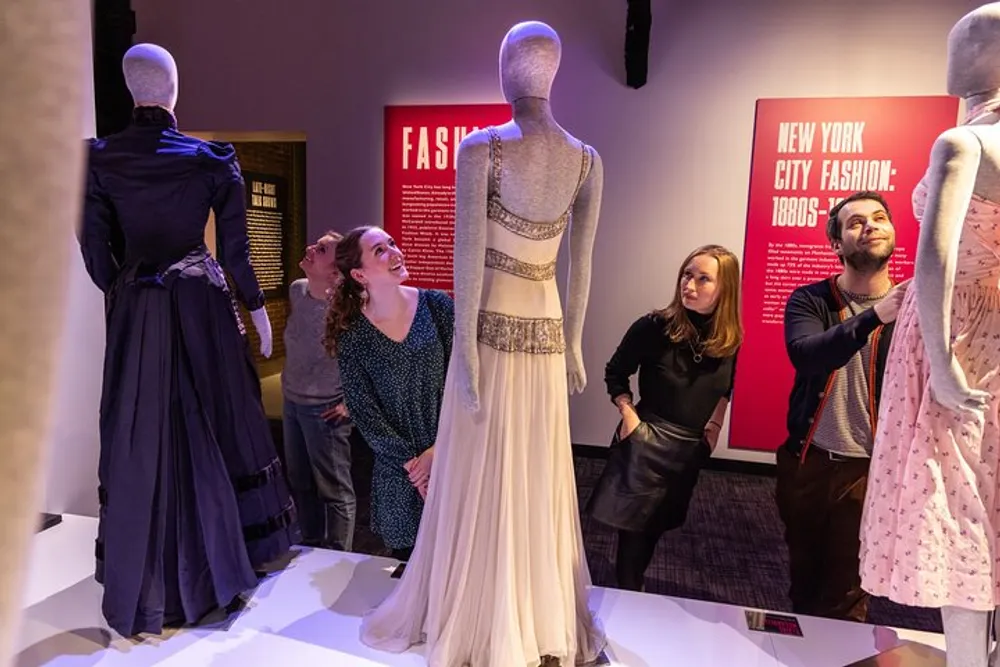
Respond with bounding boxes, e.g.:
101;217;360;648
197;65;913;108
844;243;894;273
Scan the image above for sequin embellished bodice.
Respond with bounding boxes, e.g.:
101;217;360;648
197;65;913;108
476;127;593;355
913;174;1000;289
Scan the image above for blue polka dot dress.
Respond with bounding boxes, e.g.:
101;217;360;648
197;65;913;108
336;289;453;550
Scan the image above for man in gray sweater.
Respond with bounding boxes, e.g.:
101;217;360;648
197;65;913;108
281;231;356;551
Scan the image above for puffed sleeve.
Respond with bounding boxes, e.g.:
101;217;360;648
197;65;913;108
200;141;265;312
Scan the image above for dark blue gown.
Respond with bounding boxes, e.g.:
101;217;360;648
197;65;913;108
79;106;300;637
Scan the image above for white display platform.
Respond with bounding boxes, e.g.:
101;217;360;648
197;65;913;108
16;515;947;666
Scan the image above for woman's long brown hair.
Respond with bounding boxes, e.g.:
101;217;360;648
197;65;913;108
323;225;377;355
654;244;743;358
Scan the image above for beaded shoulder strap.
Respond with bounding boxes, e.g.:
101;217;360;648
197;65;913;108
486;126;502;198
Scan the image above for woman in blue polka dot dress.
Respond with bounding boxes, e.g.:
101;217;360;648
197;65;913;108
324;225;453;561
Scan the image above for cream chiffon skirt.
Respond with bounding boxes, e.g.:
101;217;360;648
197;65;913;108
359;344;606;666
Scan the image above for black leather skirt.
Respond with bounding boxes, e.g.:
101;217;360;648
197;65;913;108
585;416;711;534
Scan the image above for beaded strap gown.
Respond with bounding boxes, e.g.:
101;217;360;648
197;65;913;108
359;127;606;666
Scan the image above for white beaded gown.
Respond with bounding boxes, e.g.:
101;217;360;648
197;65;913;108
358;127;606;666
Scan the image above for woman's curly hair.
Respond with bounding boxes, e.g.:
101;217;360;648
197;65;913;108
323;225;376;355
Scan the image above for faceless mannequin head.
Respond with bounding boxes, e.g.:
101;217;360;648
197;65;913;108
499;21;561;103
122;43;178;111
947;3;1000;98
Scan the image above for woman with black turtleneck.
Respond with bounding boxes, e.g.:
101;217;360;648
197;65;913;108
586;245;744;591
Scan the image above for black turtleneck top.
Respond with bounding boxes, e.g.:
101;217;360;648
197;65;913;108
603;310;738;431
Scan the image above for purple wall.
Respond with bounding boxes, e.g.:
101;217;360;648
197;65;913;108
131;0;981;459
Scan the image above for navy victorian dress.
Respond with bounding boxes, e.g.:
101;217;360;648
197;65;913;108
79;106;299;637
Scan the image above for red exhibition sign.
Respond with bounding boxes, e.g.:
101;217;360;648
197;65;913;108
383;104;512;294
729;96;959;452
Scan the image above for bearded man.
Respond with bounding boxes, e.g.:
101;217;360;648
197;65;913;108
774;190;910;622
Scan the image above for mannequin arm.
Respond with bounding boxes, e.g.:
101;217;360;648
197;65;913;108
564;148;604;394
79;142;121;293
452;131;490;412
914;128;979;371
201;141;265;312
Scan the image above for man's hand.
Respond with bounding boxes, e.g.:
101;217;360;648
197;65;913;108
873;279;912;324
320;402;349;422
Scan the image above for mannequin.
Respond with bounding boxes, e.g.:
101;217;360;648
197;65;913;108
454;22;593;412
0;2;89;664
79;43;297;637
119;43;273;352
858;5;1000;666
359;21;606;666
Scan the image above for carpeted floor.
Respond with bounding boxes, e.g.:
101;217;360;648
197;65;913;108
309;426;943;634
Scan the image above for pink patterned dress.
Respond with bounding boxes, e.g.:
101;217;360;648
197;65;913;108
859;171;1000;611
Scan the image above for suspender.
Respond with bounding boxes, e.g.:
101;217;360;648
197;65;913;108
798;276;886;464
